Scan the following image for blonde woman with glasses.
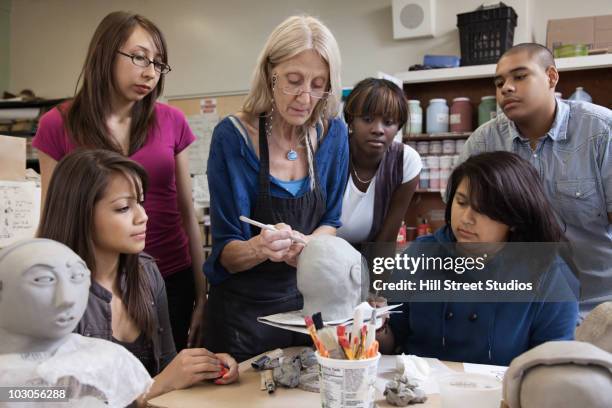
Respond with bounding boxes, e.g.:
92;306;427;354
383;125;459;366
203;15;348;361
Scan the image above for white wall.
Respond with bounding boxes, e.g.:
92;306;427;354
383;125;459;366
7;0;611;99
8;0;531;98
531;0;612;45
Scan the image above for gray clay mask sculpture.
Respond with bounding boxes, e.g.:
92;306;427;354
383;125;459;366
0;239;91;344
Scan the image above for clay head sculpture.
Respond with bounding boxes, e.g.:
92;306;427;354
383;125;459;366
502;341;612;408
0;238;90;353
297;235;366;321
0;239;152;407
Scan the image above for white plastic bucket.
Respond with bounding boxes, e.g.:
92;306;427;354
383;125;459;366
316;352;381;408
438;373;502;408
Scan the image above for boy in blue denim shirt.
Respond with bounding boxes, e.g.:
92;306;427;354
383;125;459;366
459;43;611;314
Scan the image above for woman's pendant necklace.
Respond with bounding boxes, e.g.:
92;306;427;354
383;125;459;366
285;130;298;160
266;115;299;161
287;149;298;161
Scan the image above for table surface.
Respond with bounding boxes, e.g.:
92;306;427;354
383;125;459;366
148;348;464;408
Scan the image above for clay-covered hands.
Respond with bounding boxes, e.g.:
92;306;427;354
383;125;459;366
277;225;309;268
257;223;309;267
367;294;390;328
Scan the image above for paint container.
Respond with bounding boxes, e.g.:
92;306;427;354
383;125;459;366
419;168;430;189
455;139;465;155
316;352;381;408
426;99;449;134
416;141;429;155
439;155;453;169
406;100;423;135
450;97;473;132
442;139;456;154
429;168;440;190
429;141;442;154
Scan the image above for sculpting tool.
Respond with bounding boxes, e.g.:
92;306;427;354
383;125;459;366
239;215;307;244
365;309;376;352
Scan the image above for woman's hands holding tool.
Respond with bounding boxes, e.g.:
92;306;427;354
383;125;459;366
367;294;389;331
367;294;396;354
256;223;308;266
279;228;309;267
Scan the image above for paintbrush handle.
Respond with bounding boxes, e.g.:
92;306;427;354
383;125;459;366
239;215;307;244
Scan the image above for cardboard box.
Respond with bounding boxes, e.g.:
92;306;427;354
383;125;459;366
546;15;612;52
0;135;26;181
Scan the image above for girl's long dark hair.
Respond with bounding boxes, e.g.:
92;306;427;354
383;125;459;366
64;11;168;154
38;149;154;338
445;152;566;242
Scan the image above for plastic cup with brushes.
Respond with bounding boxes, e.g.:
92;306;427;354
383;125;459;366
305;308;381;408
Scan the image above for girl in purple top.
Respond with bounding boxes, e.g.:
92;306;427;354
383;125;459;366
32;11;205;351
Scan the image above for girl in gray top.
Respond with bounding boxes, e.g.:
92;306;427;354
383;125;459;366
38;149;238;404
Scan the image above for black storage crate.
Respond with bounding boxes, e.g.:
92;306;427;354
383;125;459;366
457;3;518;66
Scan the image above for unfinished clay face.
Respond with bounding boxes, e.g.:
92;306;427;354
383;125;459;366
0;239;91;341
297;235;364;321
503;341;612;408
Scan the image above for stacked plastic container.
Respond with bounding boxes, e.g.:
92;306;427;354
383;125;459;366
402;96;478;191
406;140;464;191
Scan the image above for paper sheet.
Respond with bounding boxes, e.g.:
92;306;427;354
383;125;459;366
463;362;507;381
0;181;40;248
258;303;403;329
187;114;217;174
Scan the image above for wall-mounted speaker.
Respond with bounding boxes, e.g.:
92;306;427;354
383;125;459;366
392;0;435;40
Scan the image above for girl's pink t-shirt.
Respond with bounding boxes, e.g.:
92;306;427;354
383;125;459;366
33;102;196;277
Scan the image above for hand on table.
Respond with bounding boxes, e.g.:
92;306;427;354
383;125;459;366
158;348;223;392
213;353;239;385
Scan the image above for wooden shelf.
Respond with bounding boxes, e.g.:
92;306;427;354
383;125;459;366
415;189;443;194
404;132;471;142
1;131;36;137
417;153;459;157
0;98;67;109
394;54;612;84
400;53;612;230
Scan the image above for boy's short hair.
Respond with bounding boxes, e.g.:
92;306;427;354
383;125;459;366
500;43;556;71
